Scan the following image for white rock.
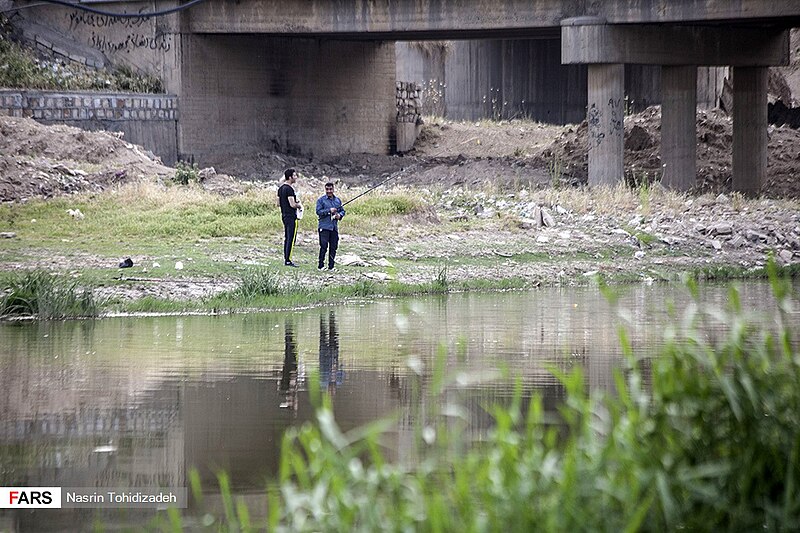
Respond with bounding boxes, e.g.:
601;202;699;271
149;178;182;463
175;261;184;270
634;250;646;259
337;254;368;266
364;272;393;281
374;257;394;267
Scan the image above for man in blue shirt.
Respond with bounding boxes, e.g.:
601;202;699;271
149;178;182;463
315;181;346;271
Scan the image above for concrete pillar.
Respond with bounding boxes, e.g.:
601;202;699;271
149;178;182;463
587;64;625;186
732;67;768;195
661;66;698;190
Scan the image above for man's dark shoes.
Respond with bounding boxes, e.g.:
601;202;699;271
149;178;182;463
318;265;325;271
328;265;335;271
285;261;298;267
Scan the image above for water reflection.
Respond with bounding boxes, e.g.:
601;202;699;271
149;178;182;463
0;282;797;530
319;311;343;395
279;320;300;412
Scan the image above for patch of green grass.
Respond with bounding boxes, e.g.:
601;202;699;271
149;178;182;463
119;296;192;314
458;276;530;291
230;267;282;299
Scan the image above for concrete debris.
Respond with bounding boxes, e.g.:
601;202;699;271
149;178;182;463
709;222;733;235
541;208;556;227
778;249;794;263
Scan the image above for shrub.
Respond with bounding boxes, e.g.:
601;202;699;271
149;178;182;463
173;161;199;185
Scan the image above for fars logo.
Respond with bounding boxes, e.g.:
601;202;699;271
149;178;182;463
0;487;61;508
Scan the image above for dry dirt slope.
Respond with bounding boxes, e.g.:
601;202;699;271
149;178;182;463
2;106;800;201
0;115;172;202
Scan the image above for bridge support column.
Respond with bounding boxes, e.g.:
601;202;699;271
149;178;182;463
732;67;768;195
587;64;625;186
661;66;697;190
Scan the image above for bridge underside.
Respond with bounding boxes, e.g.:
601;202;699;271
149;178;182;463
562;19;789;194
178;35;397;165
173;0;794;192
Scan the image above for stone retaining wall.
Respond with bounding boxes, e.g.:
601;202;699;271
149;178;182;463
396;81;422;123
0;89;178;165
396;81;422;153
0;90;177;121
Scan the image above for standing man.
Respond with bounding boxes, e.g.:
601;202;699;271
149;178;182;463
278;168;302;267
315;181;346;271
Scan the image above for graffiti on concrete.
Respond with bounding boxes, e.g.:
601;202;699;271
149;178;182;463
90;32;172;54
588;98;624;149
608;97;623;137
68;12;148;30
587;103;604;148
67;10;171;54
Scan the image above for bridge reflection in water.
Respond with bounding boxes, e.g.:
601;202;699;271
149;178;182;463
0;281;795;529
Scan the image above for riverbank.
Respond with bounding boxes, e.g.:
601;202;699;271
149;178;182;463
1;113;799;316
0;177;798;317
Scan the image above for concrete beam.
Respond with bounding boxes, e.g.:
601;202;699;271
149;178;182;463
587;64;625;187
732;67;768;195
661;66;697;191
184;0;800;36
562;19;789;66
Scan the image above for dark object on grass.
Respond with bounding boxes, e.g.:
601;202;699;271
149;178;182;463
119;257;133;268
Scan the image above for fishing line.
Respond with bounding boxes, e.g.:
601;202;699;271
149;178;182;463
340;136;477;208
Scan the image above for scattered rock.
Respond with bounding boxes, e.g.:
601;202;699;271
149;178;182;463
709;222;733;236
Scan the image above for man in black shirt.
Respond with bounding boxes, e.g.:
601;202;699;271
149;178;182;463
278;168;302;267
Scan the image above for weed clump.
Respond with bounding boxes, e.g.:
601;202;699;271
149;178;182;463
172;161;200;186
0;270;102;319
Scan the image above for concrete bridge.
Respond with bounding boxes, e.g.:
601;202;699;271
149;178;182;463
16;0;799;192
176;0;796;193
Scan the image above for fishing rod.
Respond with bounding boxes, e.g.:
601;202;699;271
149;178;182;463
340;171;404;207
340;136;478;208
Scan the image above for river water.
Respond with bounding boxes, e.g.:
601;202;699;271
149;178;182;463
0;281;797;530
